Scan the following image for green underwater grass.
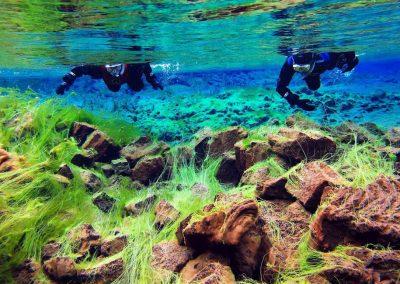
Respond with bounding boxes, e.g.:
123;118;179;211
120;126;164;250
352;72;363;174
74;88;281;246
0;87;396;283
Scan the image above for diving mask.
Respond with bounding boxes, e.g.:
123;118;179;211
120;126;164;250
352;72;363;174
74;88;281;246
293;64;312;73
105;64;124;77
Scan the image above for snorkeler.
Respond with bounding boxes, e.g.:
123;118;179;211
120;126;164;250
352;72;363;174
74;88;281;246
56;62;163;95
276;51;359;111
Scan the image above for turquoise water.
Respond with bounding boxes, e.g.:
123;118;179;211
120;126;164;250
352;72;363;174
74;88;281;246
0;0;399;140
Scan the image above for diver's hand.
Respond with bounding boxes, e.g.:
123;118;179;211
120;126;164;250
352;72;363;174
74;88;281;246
56;83;67;95
152;83;163;90
296;99;317;111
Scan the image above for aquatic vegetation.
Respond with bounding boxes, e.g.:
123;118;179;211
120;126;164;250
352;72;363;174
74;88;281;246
0;88;399;284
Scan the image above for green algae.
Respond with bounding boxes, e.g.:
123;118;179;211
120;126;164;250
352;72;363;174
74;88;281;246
0;88;398;283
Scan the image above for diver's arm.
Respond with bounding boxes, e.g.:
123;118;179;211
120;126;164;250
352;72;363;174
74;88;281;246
56;65;102;95
143;63;163;90
276;58;296;104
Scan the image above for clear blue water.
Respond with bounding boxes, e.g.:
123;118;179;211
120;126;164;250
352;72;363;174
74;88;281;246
0;0;399;140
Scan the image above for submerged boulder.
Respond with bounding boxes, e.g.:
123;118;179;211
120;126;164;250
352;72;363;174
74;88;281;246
256;177;294;200
100;235;128;257
209;127;248;157
124;194;157;217
80;170;102;193
239;165;270;186
69;224;101;258
131;156;166;185
41;241;61;263
69;122;97;146
154;200;180;230
191;183;209;199
333;121;372;144
385;127;400;147
268;128;336;165
0;148;24;172
215;152;241;185
180;252;235;284
82;130;120;163
71;149;97;168
311;176;400;251
234;140;270;173
92;192;116;213
12;259;40;284
120;136;169;167
57;163;74;180
151;241;195;273
290;161;343;212
111;158;130;176
43;257;77;282
78;258;124;283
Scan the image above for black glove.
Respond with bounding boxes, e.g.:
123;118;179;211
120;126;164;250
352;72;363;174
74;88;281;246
297;99;317;111
153;83;163;90
284;91;316;111
56;83;68;95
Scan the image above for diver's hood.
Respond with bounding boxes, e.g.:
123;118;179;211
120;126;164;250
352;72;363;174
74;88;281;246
105;64;125;77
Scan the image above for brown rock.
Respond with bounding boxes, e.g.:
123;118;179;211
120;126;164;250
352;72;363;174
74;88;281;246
256;177;294;200
0;148;23;172
70;224;101;257
71;149;97;167
100;235;128;257
385;128;400;147
110;158;130;176
231;220;271;279
82;130;120;163
120;137;169;167
12;259;40;284
285;114;320;129
41;241;61;263
183;199;258;249
92;192;116;213
268;128;336;165
80;170;102;193
366;250;400;282
124;194;157;217
131;156;166;185
235;140;270;173
154;200;180;230
215;152;241;185
334;121;371;144
151;241;195;273
319;259;373;284
176;214;193;245
239;166;270;186
209;127;248;157
292;161;342;212
101;164;114;177
194;134;212;164
311;176;400;251
43;257;77;281
78;258;124;284
214;192;244;204
57;163;74;179
69;122;97;146
180;252;235;284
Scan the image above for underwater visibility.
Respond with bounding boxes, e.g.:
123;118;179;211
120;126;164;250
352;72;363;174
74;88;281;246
0;1;400;283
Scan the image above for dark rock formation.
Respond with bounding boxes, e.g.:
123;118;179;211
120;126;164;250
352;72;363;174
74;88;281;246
234;140;270;173
57;163;74;179
154;200;180;230
78;258;124;283
268;128;336;165
100;235;128;257
80;170;102;193
209;127;248;157
311;176;400;251
124;194;157;217
71;149;97;168
333;121;371;144
69;224;101;258
215;152;241;185
101;164;115;178
256;177;294;200
43;257;77;282
92;192;116;213
12;259;40;284
385;128;400;147
111;158;130;176
131;156;166;185
82;130;120;163
240;166;270;186
151;241;195;272
290;161;342;212
69;122;97;146
41;241;61;263
180;252;235;284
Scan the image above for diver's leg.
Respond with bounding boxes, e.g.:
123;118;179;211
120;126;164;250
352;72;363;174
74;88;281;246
304;75;321;91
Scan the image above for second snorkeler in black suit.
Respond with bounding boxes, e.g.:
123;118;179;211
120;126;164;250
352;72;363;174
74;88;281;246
56;62;163;95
